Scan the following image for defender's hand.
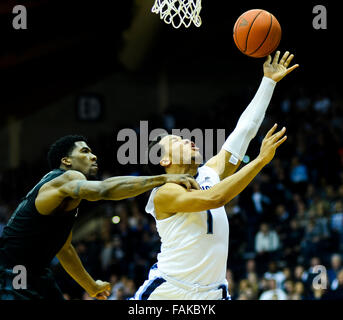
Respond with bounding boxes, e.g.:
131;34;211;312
164;174;200;190
264;51;299;82
89;280;111;300
258;124;287;165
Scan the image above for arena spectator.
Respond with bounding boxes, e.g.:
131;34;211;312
282;219;304;267
263;261;286;289
251;182;271;219
283;279;295;299
255;223;281;272
108;274;124;300
273;204;291;246
289;156;309;195
294;265;309;284
322;270;343;300
292;281;306;300
330;200;343;251
255;223;280;253
259;279;287;300
327;254;343;288
301;220;326;261
241;258;257;279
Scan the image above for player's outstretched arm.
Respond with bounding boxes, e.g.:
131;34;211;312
155;124;286;218
61;172;199;201
56;232;111;300
206;51;298;181
35;172;199;214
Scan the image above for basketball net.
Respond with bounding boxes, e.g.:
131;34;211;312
151;0;202;28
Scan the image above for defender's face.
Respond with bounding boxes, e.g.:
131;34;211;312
159;135;201;166
67;141;98;178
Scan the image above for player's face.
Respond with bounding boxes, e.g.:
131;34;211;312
67;141;98;178
159;135;201;166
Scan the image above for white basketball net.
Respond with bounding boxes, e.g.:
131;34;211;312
151;0;202;28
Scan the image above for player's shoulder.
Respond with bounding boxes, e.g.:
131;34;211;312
157;183;184;194
155;183;186;200
46;170;86;188
61;170;87;181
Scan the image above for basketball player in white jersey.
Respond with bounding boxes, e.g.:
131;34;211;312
131;51;299;300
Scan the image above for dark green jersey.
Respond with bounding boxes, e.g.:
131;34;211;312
0;169;78;273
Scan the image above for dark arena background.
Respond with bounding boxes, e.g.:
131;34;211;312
1;0;343;305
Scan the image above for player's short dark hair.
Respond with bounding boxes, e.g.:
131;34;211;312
47;135;88;170
146;133;168;175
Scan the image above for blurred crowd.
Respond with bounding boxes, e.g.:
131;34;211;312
1;82;343;300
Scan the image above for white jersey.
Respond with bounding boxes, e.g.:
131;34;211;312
145;165;229;286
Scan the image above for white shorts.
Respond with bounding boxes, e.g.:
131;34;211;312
131;264;231;300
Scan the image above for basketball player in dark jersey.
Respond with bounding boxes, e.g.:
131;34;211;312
0;135;198;300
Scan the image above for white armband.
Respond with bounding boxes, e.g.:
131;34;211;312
222;76;276;164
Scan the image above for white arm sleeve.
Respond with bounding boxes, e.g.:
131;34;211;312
222;76;276;164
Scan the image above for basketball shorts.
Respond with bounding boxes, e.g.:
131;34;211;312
131;264;231;300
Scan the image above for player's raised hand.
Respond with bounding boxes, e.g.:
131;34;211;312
258;124;287;165
164;174;200;190
263;51;299;82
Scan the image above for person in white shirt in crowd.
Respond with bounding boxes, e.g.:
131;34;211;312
254;222;281;274
255;223;280;254
259;278;287;300
263;260;286;289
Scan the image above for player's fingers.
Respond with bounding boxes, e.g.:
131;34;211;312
286;64;299;75
274;135;287;148
271;127;286;142
95;293;104;300
279;51;290;66
183;179;192;190
265;123;278;139
189;179;200;190
101;291;110;298
284;53;294;67
264;55;272;65
272;51;280;65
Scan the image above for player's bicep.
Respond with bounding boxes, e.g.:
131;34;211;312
35;187;66;215
60;179;103;201
36;171;90;215
205;149;241;180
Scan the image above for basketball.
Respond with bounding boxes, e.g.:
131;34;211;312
233;9;282;58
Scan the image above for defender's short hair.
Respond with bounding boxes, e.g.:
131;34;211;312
47;135;88;170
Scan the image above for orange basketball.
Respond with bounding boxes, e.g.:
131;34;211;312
233;9;281;58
